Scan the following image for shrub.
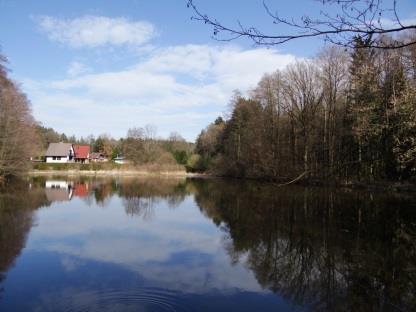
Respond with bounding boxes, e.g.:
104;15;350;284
186;154;205;172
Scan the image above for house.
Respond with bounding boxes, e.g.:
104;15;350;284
114;156;126;164
89;152;108;162
45;143;74;163
44;143;91;163
73;145;90;163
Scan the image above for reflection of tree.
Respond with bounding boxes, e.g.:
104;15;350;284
91;180;114;207
35;177;190;214
118;178;189;219
0;181;50;298
192;179;416;311
123;197;155;220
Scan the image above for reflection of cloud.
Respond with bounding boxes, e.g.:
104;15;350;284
134;254;262;294
61;256;83;272
28;196;264;294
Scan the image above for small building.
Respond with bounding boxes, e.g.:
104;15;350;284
73;145;90;163
114;156;126;164
45;143;74;163
90;152;108;162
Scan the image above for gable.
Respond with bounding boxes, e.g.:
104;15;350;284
73;145;90;158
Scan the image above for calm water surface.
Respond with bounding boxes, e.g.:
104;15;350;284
0;177;415;311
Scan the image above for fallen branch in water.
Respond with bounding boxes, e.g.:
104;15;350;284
274;158;385;187
275;171;309;187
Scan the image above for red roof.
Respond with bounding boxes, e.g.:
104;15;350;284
73;145;90;159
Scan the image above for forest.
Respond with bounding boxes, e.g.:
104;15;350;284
194;35;416;183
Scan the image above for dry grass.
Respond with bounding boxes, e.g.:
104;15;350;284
30;162;187;177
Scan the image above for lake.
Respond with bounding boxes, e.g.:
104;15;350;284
0;177;415;311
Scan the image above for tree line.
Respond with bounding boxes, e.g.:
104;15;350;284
36;124;193;167
194;35;416;183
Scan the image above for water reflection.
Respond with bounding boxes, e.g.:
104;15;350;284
193;180;416;311
118;179;189;218
0;181;50;298
0;177;414;311
43;178;190;215
45;180;73;201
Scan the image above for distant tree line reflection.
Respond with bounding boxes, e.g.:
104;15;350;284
192;179;416;311
32;177;191;214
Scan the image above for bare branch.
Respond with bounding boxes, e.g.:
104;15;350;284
186;0;416;49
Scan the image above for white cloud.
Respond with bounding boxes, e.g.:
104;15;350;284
23;45;297;141
37;15;156;48
67;61;91;77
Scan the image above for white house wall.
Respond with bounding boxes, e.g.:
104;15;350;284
46;156;70;163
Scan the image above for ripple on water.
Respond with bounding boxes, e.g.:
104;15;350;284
43;287;195;312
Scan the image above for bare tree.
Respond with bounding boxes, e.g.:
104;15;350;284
316;46;349;172
251;71;286;176
144;124;157;140
187;0;416;49
142;124;161;163
283;61;324;174
0;68;39;180
169;131;183;142
123;128;144;164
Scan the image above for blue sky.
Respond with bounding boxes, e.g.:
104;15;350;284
1;0;415;141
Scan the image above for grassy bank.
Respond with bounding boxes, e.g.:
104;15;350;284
33;162;123;171
31;162;189;176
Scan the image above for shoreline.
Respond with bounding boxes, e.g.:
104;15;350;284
27;170;416;192
28;169;207;178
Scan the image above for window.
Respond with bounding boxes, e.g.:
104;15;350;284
57;156;61;160
52;156;56;160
